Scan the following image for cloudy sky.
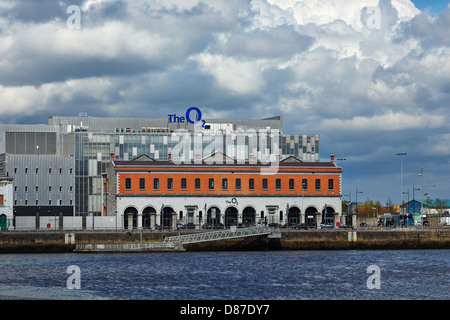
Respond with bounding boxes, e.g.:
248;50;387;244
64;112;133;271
1;0;450;205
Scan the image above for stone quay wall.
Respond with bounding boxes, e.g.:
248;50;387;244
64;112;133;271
1;228;449;253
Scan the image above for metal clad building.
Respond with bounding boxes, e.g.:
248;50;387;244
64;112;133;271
6;155;74;207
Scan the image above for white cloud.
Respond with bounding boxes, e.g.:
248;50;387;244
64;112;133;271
1;0;444;125
0;85;47;116
249;0;297;30
267;0;419;30
0;19;179;81
321;110;446;131
195;53;267;96
1;0;450;201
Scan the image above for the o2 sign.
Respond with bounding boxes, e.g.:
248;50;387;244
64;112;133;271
168;107;206;127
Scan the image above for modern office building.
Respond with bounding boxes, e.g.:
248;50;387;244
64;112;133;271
0;125;75;221
0;113;323;222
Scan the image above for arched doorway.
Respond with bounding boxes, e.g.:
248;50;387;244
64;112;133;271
288;206;301;226
143;207;156;229
322;206;335;226
225;207;238;227
161;206;174;229
242;207;256;226
305;207;318;225
0;214;7;230
207;206;221;226
124;207;138;230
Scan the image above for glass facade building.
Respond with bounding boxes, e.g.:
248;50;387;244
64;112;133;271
1;114;320;217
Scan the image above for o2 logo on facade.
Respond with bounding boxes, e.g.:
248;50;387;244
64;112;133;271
168;107;206;128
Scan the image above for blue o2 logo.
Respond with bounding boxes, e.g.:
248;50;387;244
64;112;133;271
168;107;206;127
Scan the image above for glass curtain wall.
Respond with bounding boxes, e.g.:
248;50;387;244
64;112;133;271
73;130;319;216
74;132;111;216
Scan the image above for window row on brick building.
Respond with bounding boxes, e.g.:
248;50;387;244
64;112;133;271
123;176;336;192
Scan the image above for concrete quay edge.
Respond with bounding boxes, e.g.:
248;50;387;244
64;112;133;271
1;228;450;253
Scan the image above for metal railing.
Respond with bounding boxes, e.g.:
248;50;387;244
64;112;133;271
73;226;279;252
164;226;276;245
74;241;184;252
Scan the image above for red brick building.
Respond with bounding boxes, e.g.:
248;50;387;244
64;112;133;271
105;153;342;229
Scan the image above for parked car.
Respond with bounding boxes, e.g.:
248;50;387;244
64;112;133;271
268;223;281;227
202;223;224;229
359;222;369;228
295;222;316;230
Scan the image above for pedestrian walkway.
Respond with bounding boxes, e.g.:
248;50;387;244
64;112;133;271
74;226;280;252
164;226;278;245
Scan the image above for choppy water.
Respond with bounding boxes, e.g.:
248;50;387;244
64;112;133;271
0;250;448;300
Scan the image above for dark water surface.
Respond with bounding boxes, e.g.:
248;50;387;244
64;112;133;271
0;250;448;300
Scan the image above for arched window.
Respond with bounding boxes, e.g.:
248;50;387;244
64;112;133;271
328;179;334;190
124;207;138;229
242;207;256;226
142;207;156;229
288;207;301;225
225;207;238;226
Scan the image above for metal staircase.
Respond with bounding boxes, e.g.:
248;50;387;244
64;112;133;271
164;226;278;245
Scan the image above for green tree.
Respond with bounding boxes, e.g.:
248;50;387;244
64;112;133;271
341;200;350;213
363;198;382;218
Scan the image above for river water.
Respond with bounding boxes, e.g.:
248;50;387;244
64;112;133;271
0;250;448;300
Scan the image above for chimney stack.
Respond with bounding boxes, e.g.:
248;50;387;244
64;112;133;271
330;154;335;163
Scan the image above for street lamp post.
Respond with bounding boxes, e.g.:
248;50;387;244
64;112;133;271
356;188;363;223
356;188;363;207
413;184;421;215
204;203;207;228
403;188;409;217
343;193;350;225
161;203;164;229
396;153;407;214
302;180;305;224
372;207;378;220
417;169;436;229
286;203;289;226
418;188;437;230
337;158;346;227
418;168;425;229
